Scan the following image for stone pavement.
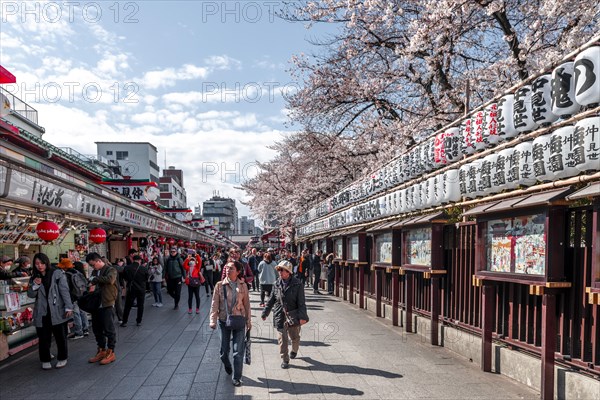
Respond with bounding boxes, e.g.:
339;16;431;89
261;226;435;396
0;287;539;399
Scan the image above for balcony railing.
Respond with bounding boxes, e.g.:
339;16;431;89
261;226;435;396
0;86;39;125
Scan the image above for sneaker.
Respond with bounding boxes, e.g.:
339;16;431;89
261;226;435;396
42;362;52;370
157;303;163;307
281;362;289;369
83;330;89;337
88;348;107;363
232;378;242;386
151;303;158;307
69;333;84;340
188;309;192;314
290;352;297;359
56;359;67;368
99;349;116;365
196;308;200;314
136;322;142;327
120;322;127;327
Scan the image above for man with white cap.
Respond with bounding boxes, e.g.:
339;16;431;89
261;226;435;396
261;260;309;369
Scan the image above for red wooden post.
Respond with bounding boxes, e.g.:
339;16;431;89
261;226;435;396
406;272;414;333
392;269;400;326
343;265;348;301
431;276;441;346
359;265;365;309
541;291;557;400
481;282;496;372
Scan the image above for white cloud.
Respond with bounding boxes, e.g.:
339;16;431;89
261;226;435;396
204;55;242;70
141;64;209;90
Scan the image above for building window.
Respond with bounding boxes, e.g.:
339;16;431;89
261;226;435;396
106;150;113;156
116;151;129;160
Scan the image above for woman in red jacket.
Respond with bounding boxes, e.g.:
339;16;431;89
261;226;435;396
183;257;204;314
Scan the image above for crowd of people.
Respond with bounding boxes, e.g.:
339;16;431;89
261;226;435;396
1;245;338;387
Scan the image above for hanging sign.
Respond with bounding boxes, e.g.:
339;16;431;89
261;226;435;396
573;116;600;172
484;103;500;145
3;170;78;213
89;228;107;244
515;141;536;186
513;85;537;132
532;74;558;126
36;220;61;242
574;46;600;106
77;194;115;222
99;180;160;202
531;133;554;182
548;125;579;179
551;62;581;118
472;111;486;150
497;94;518;141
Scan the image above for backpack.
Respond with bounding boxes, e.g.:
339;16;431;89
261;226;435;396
66;269;87;300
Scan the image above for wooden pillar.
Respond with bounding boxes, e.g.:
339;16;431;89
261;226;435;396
375;268;383;317
358;265;365;309
392;269;400;326
342;265;348;301
406;272;414;333
431;276;441;346
334;263;340;298
481;283;496;372
541;291;557;400
349;264;355;304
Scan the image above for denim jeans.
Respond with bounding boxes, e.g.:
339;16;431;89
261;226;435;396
151;282;162;303
72;302;89;335
218;320;246;380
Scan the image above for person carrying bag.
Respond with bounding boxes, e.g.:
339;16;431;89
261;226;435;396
209;261;251;387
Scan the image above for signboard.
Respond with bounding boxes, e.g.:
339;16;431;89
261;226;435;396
78;194;115;222
3;169;78;213
114;206;156;230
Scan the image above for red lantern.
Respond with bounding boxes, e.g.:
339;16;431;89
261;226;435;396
36;220;60;242
167;238;176;246
157;237;166;246
184;241;191;248
177;239;184;247
89;228;107;244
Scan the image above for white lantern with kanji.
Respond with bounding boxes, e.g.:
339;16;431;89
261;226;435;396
497;94;518;141
531;133;554;182
499;147;519;189
514;85;537;133
443;169;462;203
477;156;494;196
472;110;487;150
549;125;579;179
460;117;476;154
458;164;470;198
515;141;536;186
484;103;500;145
425;177;436;207
574;46;600;106
483;153;501;194
574;116;600;172
465;160;483;198
551;62;581;118
532;74;558;126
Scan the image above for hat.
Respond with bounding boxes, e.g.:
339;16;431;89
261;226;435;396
275;260;293;274
57;258;74;269
1;255;13;263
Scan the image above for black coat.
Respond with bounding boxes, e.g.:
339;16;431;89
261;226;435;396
262;276;309;330
123;262;149;294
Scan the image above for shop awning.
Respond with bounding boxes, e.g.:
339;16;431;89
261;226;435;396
463;187;573;216
566;182;600;200
366;220;395;232
391;211;446;227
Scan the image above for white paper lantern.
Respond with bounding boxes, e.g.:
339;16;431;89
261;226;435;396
477;157;494;196
426;177;436;207
484;103;500;145
425;138;436;171
515;141;536;186
499;147;519;190
532;74;559;126
460;117;476;154
514;85;537;132
400;188;409;213
472;110;487;150
548;125;579;179
431;174;443;205
458;164;470;198
482;154;500;194
574;46;600;106
393;190;401;214
464;160;483;198
531;133;554;182
574;116;600;172
406;185;416;212
551;62;581;118
411;183;422;210
497;94;518;141
443;169;462;203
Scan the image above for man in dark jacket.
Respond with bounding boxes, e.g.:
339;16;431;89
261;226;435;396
120;255;149;327
311;250;323;294
85;252;119;365
164;248;185;310
261;260;309;369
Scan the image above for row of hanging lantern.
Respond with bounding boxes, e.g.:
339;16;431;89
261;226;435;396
297;44;600;231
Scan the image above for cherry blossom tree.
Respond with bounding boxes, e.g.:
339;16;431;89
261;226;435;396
243;0;599;225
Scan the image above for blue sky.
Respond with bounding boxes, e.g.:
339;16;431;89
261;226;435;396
0;0;334;223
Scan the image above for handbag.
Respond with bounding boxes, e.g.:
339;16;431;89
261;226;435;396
223;283;246;331
244;329;252;365
78;290;101;313
189;277;201;287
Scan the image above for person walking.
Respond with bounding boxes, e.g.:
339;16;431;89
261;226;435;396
311;250;323;294
85;252;119;365
164;248;185;310
56;258;87;340
248;248;260;292
202;253;215;297
210;261;251;387
71;261;90;337
27;253;73;369
326;253;335;295
257;252;277;307
148;256;163;307
120;255;149;327
261;260;309;369
184;258;203;314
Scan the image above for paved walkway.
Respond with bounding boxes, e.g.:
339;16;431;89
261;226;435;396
0;287;538;399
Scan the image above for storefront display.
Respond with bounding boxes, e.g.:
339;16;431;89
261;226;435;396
375;233;392;263
348;236;359;260
405;227;432;266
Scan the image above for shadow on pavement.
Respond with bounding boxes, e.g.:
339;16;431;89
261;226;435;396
242;376;364;396
294;356;403;379
250;337;331;347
